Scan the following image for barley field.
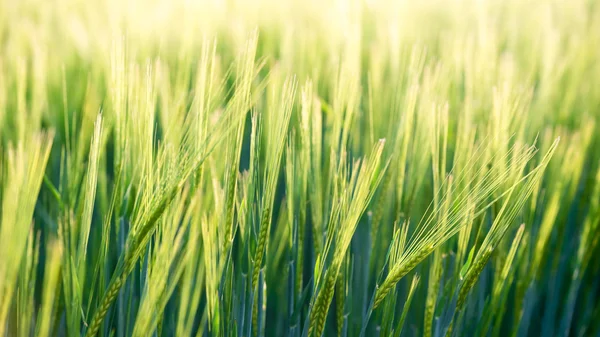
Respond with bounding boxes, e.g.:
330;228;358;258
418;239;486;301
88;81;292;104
0;0;599;336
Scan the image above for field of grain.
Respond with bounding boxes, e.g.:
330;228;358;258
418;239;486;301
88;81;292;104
0;0;599;336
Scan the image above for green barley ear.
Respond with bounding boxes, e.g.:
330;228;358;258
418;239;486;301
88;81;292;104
251;77;296;334
373;138;551;309
222;31;259;249
456;138;559;310
132;190;190;337
175;194;206;337
424;109;451;337
251;77;296;289
58;114;103;337
308;140;387;337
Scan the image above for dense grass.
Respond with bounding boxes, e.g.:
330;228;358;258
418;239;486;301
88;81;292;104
1;0;599;336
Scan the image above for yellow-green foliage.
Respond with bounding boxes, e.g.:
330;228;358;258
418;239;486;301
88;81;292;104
0;0;599;336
